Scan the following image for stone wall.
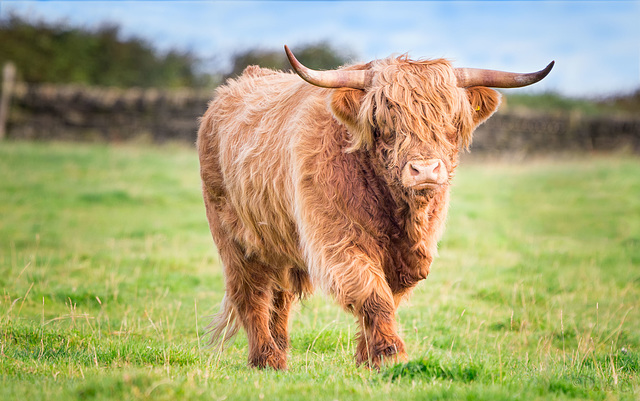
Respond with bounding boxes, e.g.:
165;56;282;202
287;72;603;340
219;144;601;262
472;110;640;155
7;83;211;143
5;83;640;154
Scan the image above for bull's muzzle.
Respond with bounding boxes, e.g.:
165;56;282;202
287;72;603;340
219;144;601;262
401;159;448;190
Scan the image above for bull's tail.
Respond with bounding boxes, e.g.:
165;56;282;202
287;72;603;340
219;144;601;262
206;293;240;349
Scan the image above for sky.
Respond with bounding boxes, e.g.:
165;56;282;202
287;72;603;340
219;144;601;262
2;0;639;97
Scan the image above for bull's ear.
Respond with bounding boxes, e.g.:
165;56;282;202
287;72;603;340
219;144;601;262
330;88;365;130
330;88;373;150
466;87;502;127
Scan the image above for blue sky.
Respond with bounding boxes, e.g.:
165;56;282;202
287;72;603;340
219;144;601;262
2;1;639;97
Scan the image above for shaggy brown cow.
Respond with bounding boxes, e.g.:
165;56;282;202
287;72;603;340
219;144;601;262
197;46;553;369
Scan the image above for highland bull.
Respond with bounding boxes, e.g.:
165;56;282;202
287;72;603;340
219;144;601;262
197;45;553;369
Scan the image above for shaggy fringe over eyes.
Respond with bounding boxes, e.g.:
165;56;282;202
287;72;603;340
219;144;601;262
340;56;480;159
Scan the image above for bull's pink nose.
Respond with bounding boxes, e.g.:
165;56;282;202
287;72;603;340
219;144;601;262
401;159;447;189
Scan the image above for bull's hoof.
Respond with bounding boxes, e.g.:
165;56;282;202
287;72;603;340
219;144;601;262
356;337;407;370
248;343;287;370
378;346;408;367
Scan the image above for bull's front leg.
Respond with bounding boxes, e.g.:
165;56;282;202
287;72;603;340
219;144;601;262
354;289;407;368
325;253;408;369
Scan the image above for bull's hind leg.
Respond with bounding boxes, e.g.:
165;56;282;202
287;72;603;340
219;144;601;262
269;289;295;352
223;254;287;370
269;268;312;354
203;195;286;370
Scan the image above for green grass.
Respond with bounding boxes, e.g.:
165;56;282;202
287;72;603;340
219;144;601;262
1;141;639;400
504;92;639;117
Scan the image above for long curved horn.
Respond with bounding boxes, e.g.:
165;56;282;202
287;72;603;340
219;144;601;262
284;45;373;89
455;61;555;88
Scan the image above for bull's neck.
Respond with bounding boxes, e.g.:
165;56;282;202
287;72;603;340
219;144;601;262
360;147;445;249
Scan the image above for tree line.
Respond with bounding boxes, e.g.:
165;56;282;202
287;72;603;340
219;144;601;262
0;14;351;89
3;14;636;114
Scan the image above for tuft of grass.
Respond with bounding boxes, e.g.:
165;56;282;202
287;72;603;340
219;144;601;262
384;353;484;382
1;141;639;400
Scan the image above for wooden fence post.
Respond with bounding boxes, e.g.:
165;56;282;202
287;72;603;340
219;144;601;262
0;62;17;140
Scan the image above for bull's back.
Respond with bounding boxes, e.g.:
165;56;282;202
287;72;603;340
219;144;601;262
198;68;329;265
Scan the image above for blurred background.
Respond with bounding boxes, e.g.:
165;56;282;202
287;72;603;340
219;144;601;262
0;0;639;150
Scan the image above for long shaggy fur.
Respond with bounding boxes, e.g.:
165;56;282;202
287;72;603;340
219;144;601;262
206;293;239;350
197;58;501;369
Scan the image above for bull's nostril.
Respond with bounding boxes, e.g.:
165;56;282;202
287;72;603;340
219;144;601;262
409;164;421;176
431;162;441;174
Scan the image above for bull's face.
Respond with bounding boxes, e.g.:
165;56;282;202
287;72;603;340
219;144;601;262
328;59;502;199
363;59;504;198
285;46;553;198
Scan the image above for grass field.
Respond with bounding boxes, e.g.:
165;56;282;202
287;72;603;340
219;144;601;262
1;141;639;400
